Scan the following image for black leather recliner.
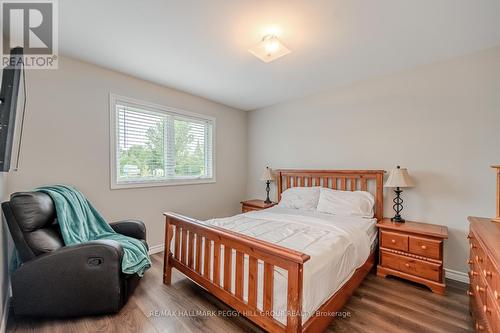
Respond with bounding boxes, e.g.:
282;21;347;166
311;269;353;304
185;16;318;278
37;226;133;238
2;191;148;317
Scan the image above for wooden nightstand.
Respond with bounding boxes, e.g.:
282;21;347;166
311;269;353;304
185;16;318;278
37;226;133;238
241;199;276;213
376;218;448;294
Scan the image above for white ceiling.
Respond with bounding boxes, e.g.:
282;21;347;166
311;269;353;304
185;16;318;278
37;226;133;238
60;0;500;110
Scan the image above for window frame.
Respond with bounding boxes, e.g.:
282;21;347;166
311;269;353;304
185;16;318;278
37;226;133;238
109;93;216;189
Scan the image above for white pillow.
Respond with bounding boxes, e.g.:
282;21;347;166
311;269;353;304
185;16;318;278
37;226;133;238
278;187;321;211
316;188;375;218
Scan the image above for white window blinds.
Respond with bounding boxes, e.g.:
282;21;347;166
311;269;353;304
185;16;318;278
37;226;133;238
112;96;214;187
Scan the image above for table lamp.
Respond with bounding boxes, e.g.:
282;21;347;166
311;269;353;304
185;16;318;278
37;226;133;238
384;166;416;223
260;167;274;204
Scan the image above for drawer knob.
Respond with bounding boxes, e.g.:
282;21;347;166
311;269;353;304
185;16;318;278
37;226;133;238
467;259;473;265
469;270;478;277
475;323;485;331
391;239;396;244
420;245;427;250
475;255;483;262
467;290;474;296
467;235;472;239
476;285;485;293
404;263;410;268
483;305;491;314
470;243;476;249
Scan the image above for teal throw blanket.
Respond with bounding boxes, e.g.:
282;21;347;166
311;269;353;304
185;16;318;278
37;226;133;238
36;185;151;276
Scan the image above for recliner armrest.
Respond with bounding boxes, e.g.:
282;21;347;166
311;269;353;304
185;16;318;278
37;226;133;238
110;219;146;240
12;240;125;317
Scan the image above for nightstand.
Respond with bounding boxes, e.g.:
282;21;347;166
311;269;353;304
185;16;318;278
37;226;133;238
376;218;448;294
241;199;276;213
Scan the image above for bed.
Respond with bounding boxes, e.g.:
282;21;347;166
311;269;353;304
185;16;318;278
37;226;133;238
163;169;385;333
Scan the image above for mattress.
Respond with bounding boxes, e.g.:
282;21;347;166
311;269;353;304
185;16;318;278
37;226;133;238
199;207;377;324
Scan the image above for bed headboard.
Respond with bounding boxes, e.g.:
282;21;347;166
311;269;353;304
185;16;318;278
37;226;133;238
275;169;385;221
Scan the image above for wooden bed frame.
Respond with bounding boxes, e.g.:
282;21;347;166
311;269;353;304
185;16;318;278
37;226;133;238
163;169;385;333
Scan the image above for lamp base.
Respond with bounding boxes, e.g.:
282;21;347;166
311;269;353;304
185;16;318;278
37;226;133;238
391;188;405;223
264;181;271;204
391;215;405;223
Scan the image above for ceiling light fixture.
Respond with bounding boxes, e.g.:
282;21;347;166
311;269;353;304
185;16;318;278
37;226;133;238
249;34;291;63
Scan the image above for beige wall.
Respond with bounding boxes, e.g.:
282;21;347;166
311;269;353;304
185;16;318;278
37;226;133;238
246;46;500;275
5;46;500;280
7;56;248;250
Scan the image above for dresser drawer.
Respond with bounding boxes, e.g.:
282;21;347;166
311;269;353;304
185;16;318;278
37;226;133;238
484;291;499;333
469;234;480;253
475;275;489;306
409;236;442;260
380;231;408;251
469;260;480;286
482;255;498;289
381;251;441;282
485;260;500;309
473;245;487;270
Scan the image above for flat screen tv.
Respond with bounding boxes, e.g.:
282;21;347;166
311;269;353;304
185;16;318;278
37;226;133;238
0;47;25;172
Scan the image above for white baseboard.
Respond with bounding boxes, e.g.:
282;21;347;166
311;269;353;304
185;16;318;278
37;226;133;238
148;244;165;255
445;268;469;284
0;294;10;333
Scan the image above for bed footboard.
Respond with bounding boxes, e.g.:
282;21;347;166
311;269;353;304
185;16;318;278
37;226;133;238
163;212;310;333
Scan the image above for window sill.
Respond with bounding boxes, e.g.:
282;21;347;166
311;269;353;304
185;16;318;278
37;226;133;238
111;178;216;190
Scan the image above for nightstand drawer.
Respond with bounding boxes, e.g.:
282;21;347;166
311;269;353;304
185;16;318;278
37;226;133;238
409;236;442;260
381;251;441;282
380;231;408;251
242;206;258;213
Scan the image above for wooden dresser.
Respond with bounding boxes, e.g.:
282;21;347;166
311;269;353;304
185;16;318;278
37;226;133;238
376;218;448;294
468;216;500;333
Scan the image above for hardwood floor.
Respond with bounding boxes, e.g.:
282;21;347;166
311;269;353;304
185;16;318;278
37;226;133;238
7;253;473;333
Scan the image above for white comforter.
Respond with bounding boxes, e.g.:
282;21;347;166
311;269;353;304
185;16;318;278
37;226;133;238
201;207;376;324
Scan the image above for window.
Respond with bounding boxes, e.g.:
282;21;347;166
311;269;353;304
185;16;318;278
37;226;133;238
110;94;215;188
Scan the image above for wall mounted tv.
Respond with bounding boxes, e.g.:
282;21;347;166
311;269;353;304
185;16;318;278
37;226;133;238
0;47;24;172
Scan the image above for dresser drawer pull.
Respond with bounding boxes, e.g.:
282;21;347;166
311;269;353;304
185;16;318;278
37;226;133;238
467;290;474;296
476;285;485;293
475;322;485;331
483;269;492;278
483;305;491;314
420;245;427;250
391;239;396;244
470;243;476;249
404;263;410;268
475;255;483;263
469;270;478;277
467;259;473;265
467;234;472;239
